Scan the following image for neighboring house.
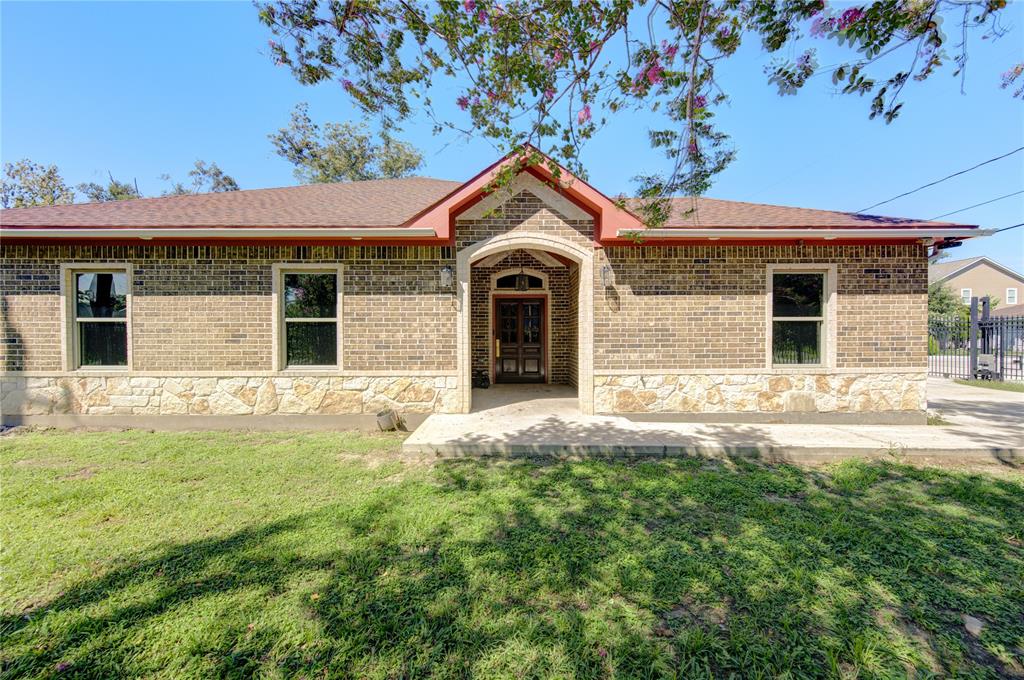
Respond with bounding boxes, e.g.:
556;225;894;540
0;149;984;426
929;256;1024;306
991;303;1024;318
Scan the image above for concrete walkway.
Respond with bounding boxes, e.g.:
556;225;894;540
402;380;1023;463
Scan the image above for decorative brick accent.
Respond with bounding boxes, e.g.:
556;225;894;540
469;249;578;385
455;190;593;250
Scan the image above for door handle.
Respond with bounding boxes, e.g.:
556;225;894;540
495;339;500;358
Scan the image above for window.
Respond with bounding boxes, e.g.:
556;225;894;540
771;271;825;365
961;288;972;304
494;273;544;290
73;271;129;367
281;270;339;367
1007;288;1018;305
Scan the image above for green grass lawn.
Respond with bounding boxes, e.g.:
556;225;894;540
954;379;1024;393
2;431;1023;679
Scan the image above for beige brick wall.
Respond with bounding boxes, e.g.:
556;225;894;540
0;244;457;374
596;244;928;371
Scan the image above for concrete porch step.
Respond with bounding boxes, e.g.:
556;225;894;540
402;382;1024;464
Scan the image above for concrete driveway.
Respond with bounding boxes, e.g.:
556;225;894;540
927;377;1024;439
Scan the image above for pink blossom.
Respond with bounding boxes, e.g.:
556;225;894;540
463;0;475;12
661;40;679;60
577;104;591;124
838;7;863;29
543;87;555;100
645;61;664;85
341;79;353;90
809;15;829;37
692;94;707;108
456;95;470;110
589;40;601;55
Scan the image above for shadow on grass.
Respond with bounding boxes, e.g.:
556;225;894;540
3;457;1023;678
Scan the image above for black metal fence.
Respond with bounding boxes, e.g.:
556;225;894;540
929;297;1024;381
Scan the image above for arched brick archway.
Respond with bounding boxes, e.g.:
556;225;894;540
456;232;594;414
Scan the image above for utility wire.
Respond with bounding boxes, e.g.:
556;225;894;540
992;222;1023;234
855;146;1024;214
929;190;1024;220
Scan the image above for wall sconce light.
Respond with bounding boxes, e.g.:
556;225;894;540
440;265;453;290
601;265;613;287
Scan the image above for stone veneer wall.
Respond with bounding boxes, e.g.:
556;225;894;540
470;249;577;385
1;375;459;417
594;372;926;414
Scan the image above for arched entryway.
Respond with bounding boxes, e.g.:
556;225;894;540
456;232;594;414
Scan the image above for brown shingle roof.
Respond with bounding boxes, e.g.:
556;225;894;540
626;196;970;229
0;176;972;231
0;177;461;229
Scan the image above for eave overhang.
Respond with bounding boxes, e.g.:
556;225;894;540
0;226;437;242
611;227;991;244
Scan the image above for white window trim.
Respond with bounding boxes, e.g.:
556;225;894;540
271;263;344;372
961;288;972;304
765;264;837;370
1006;287;1018;305
60;263;134;372
486;267;552;384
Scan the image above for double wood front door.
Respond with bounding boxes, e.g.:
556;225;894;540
494;298;545;383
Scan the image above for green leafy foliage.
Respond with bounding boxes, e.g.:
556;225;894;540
77;173;142;203
929;282;969;318
258;0;1015;224
269;103;422;183
0;159;75;208
161;160;240;196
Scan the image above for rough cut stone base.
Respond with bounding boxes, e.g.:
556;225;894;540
593;373;926;414
0;375;460;417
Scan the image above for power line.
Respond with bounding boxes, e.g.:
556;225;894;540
855;146;1024;214
992;222;1023;234
929;190;1024;220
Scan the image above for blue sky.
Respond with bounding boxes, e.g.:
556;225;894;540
2;1;1021;271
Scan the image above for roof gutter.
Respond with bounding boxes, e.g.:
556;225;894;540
0;227;438;240
616;227;991;241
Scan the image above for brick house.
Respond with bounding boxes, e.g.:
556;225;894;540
0;150;984;426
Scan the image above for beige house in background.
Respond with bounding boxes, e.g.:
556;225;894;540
929;256;1024;307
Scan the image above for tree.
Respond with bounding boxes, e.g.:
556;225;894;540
928;282;967;318
259;0;1017;223
269;103;422;183
1;159;75;208
162;160;240;195
78;173;142;202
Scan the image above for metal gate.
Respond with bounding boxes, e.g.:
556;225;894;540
928;297;1024;381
